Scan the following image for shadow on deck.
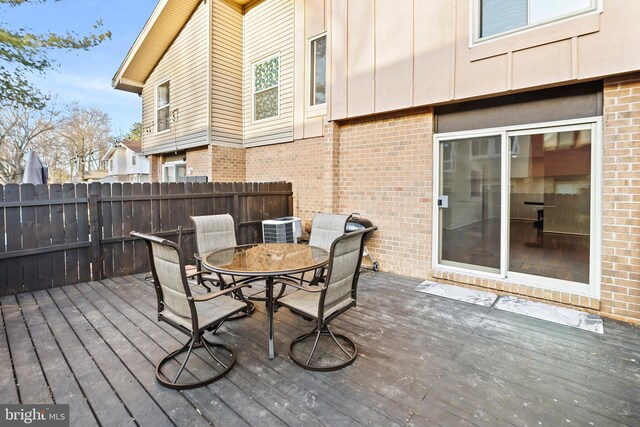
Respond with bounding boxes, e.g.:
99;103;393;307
1;272;639;426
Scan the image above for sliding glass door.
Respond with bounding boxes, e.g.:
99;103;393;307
435;120;599;293
437;135;502;273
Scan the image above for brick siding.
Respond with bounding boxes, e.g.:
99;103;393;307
186;146;209;177
600;73;640;323
211;145;246;182
246;137;324;226
334;111;434;277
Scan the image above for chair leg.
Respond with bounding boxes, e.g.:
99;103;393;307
289;324;357;372
156;334;236;390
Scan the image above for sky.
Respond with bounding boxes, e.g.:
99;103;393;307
2;0;159;136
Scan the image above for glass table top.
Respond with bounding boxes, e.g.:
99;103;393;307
203;243;329;276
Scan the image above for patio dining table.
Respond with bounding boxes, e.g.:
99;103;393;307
202;243;329;359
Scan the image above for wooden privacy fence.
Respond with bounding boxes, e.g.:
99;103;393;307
0;182;293;296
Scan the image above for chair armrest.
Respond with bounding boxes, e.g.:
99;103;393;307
190;283;252;302
277;279;324;293
186;270;215;279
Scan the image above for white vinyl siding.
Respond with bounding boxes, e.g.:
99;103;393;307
211;0;243;146
141;1;209;155
243;0;295;147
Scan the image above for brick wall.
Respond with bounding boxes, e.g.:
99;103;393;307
600;73;640;323
334;111;434;277
148;155;162;182
246;137;324;224
211;145;246;182
186;146;209;177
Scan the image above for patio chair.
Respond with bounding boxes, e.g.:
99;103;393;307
131;231;252;389
296;212;350;286
191;214;257;316
277;226;376;371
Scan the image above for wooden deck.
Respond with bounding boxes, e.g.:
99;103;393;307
1;272;639;426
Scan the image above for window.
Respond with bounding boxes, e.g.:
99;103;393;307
478;0;596;40
253;54;280;122
309;34;326;108
156;80;170;133
162;161;186;183
109;159;113;171
131;155;136;166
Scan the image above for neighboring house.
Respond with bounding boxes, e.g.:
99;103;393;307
101;139;150;183
113;0;640;324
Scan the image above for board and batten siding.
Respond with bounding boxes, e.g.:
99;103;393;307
211;0;243;146
141;0;209;155
329;0;640;121
243;0;295;147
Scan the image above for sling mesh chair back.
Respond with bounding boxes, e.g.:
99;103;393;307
131;231;251;389
277;226;377;371
191;213;257;314
309;213;350;251
190;214;236;291
295;212;350;286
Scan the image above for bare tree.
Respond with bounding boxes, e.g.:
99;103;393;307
58;106;111;181
0;103;60;183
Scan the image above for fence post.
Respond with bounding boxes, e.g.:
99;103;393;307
88;182;103;280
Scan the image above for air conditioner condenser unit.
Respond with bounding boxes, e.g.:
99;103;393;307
262;216;302;243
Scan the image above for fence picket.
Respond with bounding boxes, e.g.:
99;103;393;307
62;184;79;284
122;183;134;275
0;185;6;293
77;184;91;282
20;185;38;291
35;184;52;290
5;184;21;294
49;184;65;286
110;183;124;276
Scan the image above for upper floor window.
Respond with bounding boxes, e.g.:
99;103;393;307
477;0;597;41
131;155;137;166
109;159;113;171
156;79;170;133
309;34;326;108
253;54;280;122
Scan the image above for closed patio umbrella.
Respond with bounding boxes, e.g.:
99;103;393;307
22;150;48;184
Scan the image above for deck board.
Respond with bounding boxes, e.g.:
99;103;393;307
16;292;98;426
1;272;639;426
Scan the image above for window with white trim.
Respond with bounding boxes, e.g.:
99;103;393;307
252;54;280;122
476;0;597;41
309;34;326;108
162;161;186;183
156;80;170;133
131;155;136;166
